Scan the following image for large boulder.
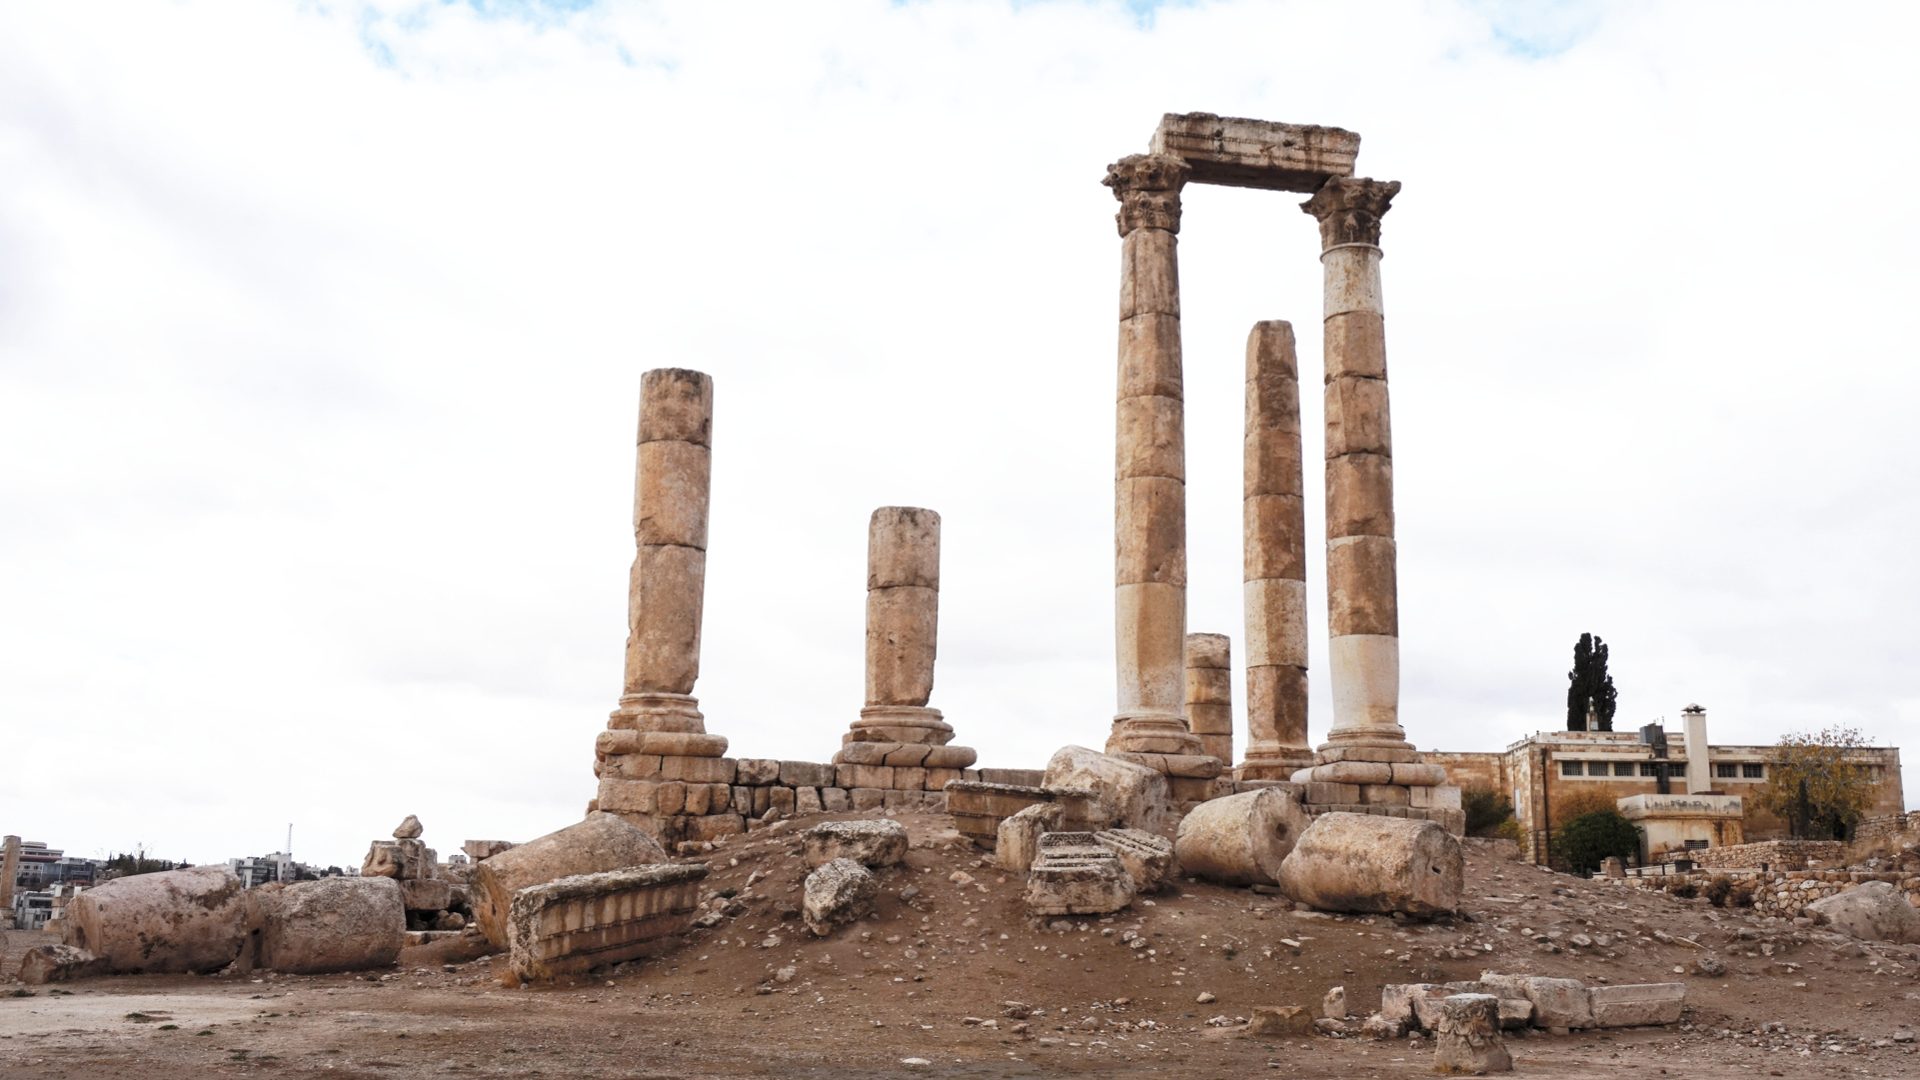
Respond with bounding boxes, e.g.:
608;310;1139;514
1041;746;1174;835
470;813;667;948
803;858;877;936
1277;812;1462;917
802;820;908;869
61;865;247;974
249;876;407;974
1807;881;1920;944
1172;787;1309;886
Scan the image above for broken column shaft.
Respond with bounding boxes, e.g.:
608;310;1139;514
1239;321;1314;779
1183;633;1233;766
834;507;974;768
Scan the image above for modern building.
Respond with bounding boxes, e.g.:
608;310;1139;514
1433;704;1905;864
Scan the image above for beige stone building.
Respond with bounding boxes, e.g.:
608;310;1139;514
1431;705;1905;864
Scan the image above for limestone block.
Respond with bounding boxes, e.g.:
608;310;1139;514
768;786;796;816
1173;787;1309;887
249;877;406;975
1243;578;1309;667
1325;453;1395;538
1321;244;1383;318
865;585;938;706
1323;985;1347;1020
1390;763;1448;787
624;543;706;695
597;753;661;781
1149;113;1359;192
1323;376;1392;458
997;802;1065;872
463;840;515;862
837;763;897;790
657;755;735;784
61;865;246;974
1245;663;1309;750
1302;781;1363;805
1118;227;1180;320
637;367;712;447
867;506;940;589
634;439;711;549
399;878;453;913
1326;535;1397;636
470;813;668;949
794;786;823;815
626;732;728;757
803;819;909;869
1243;495;1307;577
683;782;713;816
1024;833;1136;916
780;761;836;787
821;786;851;812
1116;394;1185;482
803;858;877;936
1313;761;1392;785
506;864;707;981
1380;983;1450;1030
1277;812;1462;917
1323;312;1387;380
362;839;431;881
681;814;745;843
1807;881;1920;943
393;815;424;839
1588;983;1686;1028
654;781;687;816
1478;972;1592;1030
1327;633;1401;733
1114;476;1188;586
851;787;886;810
1244;1005;1314;1037
1114;582;1187;713
923;767;964;790
1043;745;1176;836
1497;999;1532;1030
891;767;928;791
17;944;102;985
1116;312;1183;400
1184;631;1230;671
734;758;780;785
1433;994;1511;1075
1093;829;1175;892
1359;784;1412;806
1187;703;1233;736
945;780;1054;842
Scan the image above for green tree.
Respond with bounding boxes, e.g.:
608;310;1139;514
1553;809;1639;874
1565;632;1619;732
1755;726;1876;839
1462;786;1517;838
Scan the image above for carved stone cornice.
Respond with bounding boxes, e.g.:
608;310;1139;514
1300;176;1401;249
1104;153;1191;237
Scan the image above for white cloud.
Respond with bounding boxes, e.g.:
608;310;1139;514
2;0;1915;866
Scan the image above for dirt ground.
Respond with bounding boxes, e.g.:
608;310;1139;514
4;810;1917;1078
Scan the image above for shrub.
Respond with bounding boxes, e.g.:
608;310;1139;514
1703;875;1733;907
1463;786;1518;838
1491;818;1524;844
1729;882;1756;908
1553;809;1640;875
1668;880;1698;899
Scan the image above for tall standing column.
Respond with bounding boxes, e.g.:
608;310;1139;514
1103;153;1207;765
1300;177;1417;762
835;507;975;769
1239;321;1315;779
1;835;19;926
1184;633;1233;766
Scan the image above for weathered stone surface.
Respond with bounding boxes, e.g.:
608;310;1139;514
399;878;453;913
506;864;706;981
864;585;939;706
463;840;516;862
17;944;101;985
802;819;909;869
1244;1004;1314;1037
1174;786;1309;887
1093;829;1175;893
1807;880;1920;944
1149;113;1359;193
1042;745;1175;836
1588;983;1686;1028
1277;812;1461;916
623;544;707;696
1381;982;1473;1031
803;858;877;936
61;865;247;974
250;876;406;975
734;758;780;785
1479;972;1592;1030
392;814;424;840
1024;833;1135;916
1433;994;1511;1075
362;839;431;881
470;813;668;949
1323;985;1347;1020
997;802;1065;872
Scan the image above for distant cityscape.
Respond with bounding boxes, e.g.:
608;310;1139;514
5;839;350;931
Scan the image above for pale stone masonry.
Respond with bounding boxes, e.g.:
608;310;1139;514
834;507;975;769
1238;321;1314;780
1183;633;1233;766
505;863;707;982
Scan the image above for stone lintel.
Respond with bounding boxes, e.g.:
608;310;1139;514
1149;113;1360;193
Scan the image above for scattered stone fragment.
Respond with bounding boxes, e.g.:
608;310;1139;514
802;819;908;869
1587;983;1686;1028
1041;745;1175;835
1479;972;1592;1031
1244;1005;1314;1037
1433;994;1511;1075
1360;1012;1408;1040
1092;828;1174;892
17;944;101;985
470;812;668;948
1322;985;1346;1020
1023;833;1135;916
506;864;707;982
1694;954;1726;977
997;802;1065;872
1196;991;1217;1004
803;858;878;936
1277;812;1461;917
393;814;424;839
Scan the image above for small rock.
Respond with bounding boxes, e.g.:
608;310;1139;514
393;814;424;839
1694;954;1726;977
1323;985;1347;1020
949;870;975;887
1196;991;1217;1004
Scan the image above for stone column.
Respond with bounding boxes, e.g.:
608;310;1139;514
1184;633;1233;766
1102;153;1208;770
1;835;19;925
835;507;975;768
1239;321;1315;779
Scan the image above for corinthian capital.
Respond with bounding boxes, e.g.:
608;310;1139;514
1104;153;1190;237
1300;176;1401;249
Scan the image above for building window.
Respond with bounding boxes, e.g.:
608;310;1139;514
1561;760;1582;777
1614;762;1637;777
1715;763;1737;779
1684;839;1710;850
1742;763;1764;779
1640;763;1663;777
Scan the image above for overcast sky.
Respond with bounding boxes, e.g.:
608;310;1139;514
4;1;1916;868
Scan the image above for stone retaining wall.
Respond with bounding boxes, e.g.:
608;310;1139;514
1616;868;1920;920
1667;840;1846;871
1856;811;1920;842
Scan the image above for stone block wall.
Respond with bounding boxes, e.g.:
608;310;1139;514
1667;840;1847;871
1855;811;1920;842
1615;868;1920;920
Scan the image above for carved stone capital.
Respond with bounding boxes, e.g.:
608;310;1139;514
1105;153;1190;237
1300;176;1401;249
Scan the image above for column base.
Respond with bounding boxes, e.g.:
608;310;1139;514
1234;749;1316;782
1105;710;1207;757
834;704;973;767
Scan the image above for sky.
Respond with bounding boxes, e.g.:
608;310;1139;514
3;0;1916;869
